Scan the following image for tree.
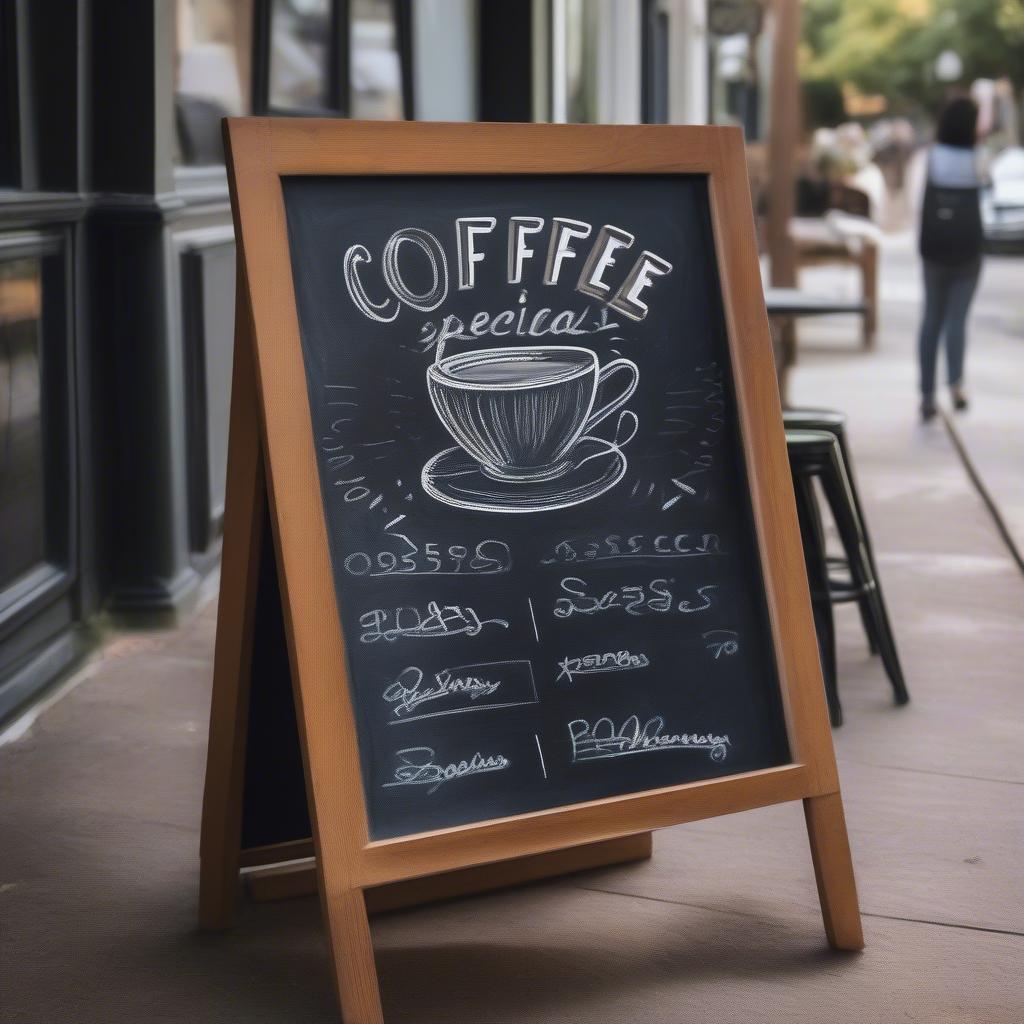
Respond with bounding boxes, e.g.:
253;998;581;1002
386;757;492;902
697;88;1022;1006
801;0;1024;120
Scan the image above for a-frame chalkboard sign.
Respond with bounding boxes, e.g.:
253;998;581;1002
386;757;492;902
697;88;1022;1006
200;119;863;1024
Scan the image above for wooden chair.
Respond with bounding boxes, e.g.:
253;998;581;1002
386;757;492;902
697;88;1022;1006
792;181;879;349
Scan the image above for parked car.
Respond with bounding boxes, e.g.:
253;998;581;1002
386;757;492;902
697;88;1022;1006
982;147;1024;253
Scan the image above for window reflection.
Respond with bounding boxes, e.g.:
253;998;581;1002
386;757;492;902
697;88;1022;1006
175;0;253;165
0;258;45;591
351;0;403;119
707;3;767;142
267;0;405;118
560;0;597;123
268;0;332;111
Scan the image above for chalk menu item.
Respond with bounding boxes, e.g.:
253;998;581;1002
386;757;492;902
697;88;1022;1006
281;175;789;840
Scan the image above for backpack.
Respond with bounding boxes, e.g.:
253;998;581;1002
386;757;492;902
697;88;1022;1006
919;153;983;265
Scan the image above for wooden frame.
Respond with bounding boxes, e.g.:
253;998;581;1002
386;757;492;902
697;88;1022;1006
204;119;862;1024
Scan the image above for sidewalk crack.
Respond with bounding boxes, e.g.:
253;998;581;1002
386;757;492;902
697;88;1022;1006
942;409;1024;575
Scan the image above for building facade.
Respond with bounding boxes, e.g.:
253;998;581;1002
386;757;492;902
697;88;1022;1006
1;0;775;725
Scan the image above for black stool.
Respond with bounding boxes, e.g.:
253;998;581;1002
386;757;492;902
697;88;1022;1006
783;408;879;653
786;428;910;726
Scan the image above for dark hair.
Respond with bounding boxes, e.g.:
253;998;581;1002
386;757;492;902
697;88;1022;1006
936;98;978;148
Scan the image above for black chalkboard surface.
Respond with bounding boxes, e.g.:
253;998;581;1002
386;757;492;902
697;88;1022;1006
281;174;789;841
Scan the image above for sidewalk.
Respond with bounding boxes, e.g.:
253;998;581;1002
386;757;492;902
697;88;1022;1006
2;239;1022;1024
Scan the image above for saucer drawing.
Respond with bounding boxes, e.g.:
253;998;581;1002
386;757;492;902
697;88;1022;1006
421;436;628;513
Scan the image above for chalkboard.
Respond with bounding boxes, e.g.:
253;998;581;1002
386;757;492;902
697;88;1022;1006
203;123;863;1013
281;175;790;840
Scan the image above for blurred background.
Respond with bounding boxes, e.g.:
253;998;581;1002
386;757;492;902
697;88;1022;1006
2;5;1023;1021
2;0;1022;725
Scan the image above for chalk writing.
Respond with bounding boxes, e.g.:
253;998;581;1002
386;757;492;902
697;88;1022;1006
420;301;621;354
382;661;538;723
382;747;511;795
568;716;729;763
343;217;673;327
344;535;511;576
540;532;722;565
703;629;740;659
359;602;509;643
557;650;650;683
553;577;717;619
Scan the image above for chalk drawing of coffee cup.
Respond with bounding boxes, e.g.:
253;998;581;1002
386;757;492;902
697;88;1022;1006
422;345;639;514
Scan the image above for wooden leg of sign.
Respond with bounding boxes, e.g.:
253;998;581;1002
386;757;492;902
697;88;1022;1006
325;890;384;1024
198;275;265;931
803;793;864;951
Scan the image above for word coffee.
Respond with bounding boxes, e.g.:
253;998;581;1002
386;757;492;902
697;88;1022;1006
343;216;673;324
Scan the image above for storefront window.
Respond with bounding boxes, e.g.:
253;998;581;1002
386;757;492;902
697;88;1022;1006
175;0;408;137
0;258;45;591
268;0;333;111
550;0;642;125
350;0;404;119
265;0;405;118
175;0;253;165
707;0;767;140
554;0;598;123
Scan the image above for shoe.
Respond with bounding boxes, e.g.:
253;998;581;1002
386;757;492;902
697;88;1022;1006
921;398;938;422
951;387;969;412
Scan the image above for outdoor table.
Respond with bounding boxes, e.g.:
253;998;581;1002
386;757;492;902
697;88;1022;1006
765;287;868;400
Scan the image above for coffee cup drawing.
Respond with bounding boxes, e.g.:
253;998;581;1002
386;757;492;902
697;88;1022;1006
421;345;639;513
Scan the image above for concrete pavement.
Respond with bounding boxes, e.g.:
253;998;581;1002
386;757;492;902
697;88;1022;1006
1;238;1022;1024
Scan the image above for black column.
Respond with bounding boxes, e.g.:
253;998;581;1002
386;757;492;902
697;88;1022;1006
88;0;200;616
478;0;536;123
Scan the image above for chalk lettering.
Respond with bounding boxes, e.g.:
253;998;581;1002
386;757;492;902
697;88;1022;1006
383;747;511;794
359;602;509;643
553;577;717;619
568;716;729;763
540;532;723;565
557;650;650;683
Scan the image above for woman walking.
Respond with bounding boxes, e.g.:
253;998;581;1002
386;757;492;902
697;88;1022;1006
917;97;985;421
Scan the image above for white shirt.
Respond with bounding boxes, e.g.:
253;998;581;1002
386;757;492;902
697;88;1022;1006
928;144;984;188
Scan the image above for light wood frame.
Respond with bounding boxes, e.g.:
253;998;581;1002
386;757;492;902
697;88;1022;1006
203;119;863;1024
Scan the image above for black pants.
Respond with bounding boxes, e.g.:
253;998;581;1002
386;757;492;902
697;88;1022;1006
918;259;981;400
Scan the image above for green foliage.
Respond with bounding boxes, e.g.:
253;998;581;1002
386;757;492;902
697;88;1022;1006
803;77;847;128
802;0;1024;118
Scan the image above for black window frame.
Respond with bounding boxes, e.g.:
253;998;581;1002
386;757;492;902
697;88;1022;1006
253;0;352;117
641;0;670;125
0;229;76;645
252;0;413;119
0;1;20;187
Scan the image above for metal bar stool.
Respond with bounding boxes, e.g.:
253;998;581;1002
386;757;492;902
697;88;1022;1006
789;453;840;724
783;408;880;654
786;428;910;726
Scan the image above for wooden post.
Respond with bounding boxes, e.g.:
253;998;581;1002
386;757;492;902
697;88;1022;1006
198;272;265;930
767;0;801;289
767;0;802;393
